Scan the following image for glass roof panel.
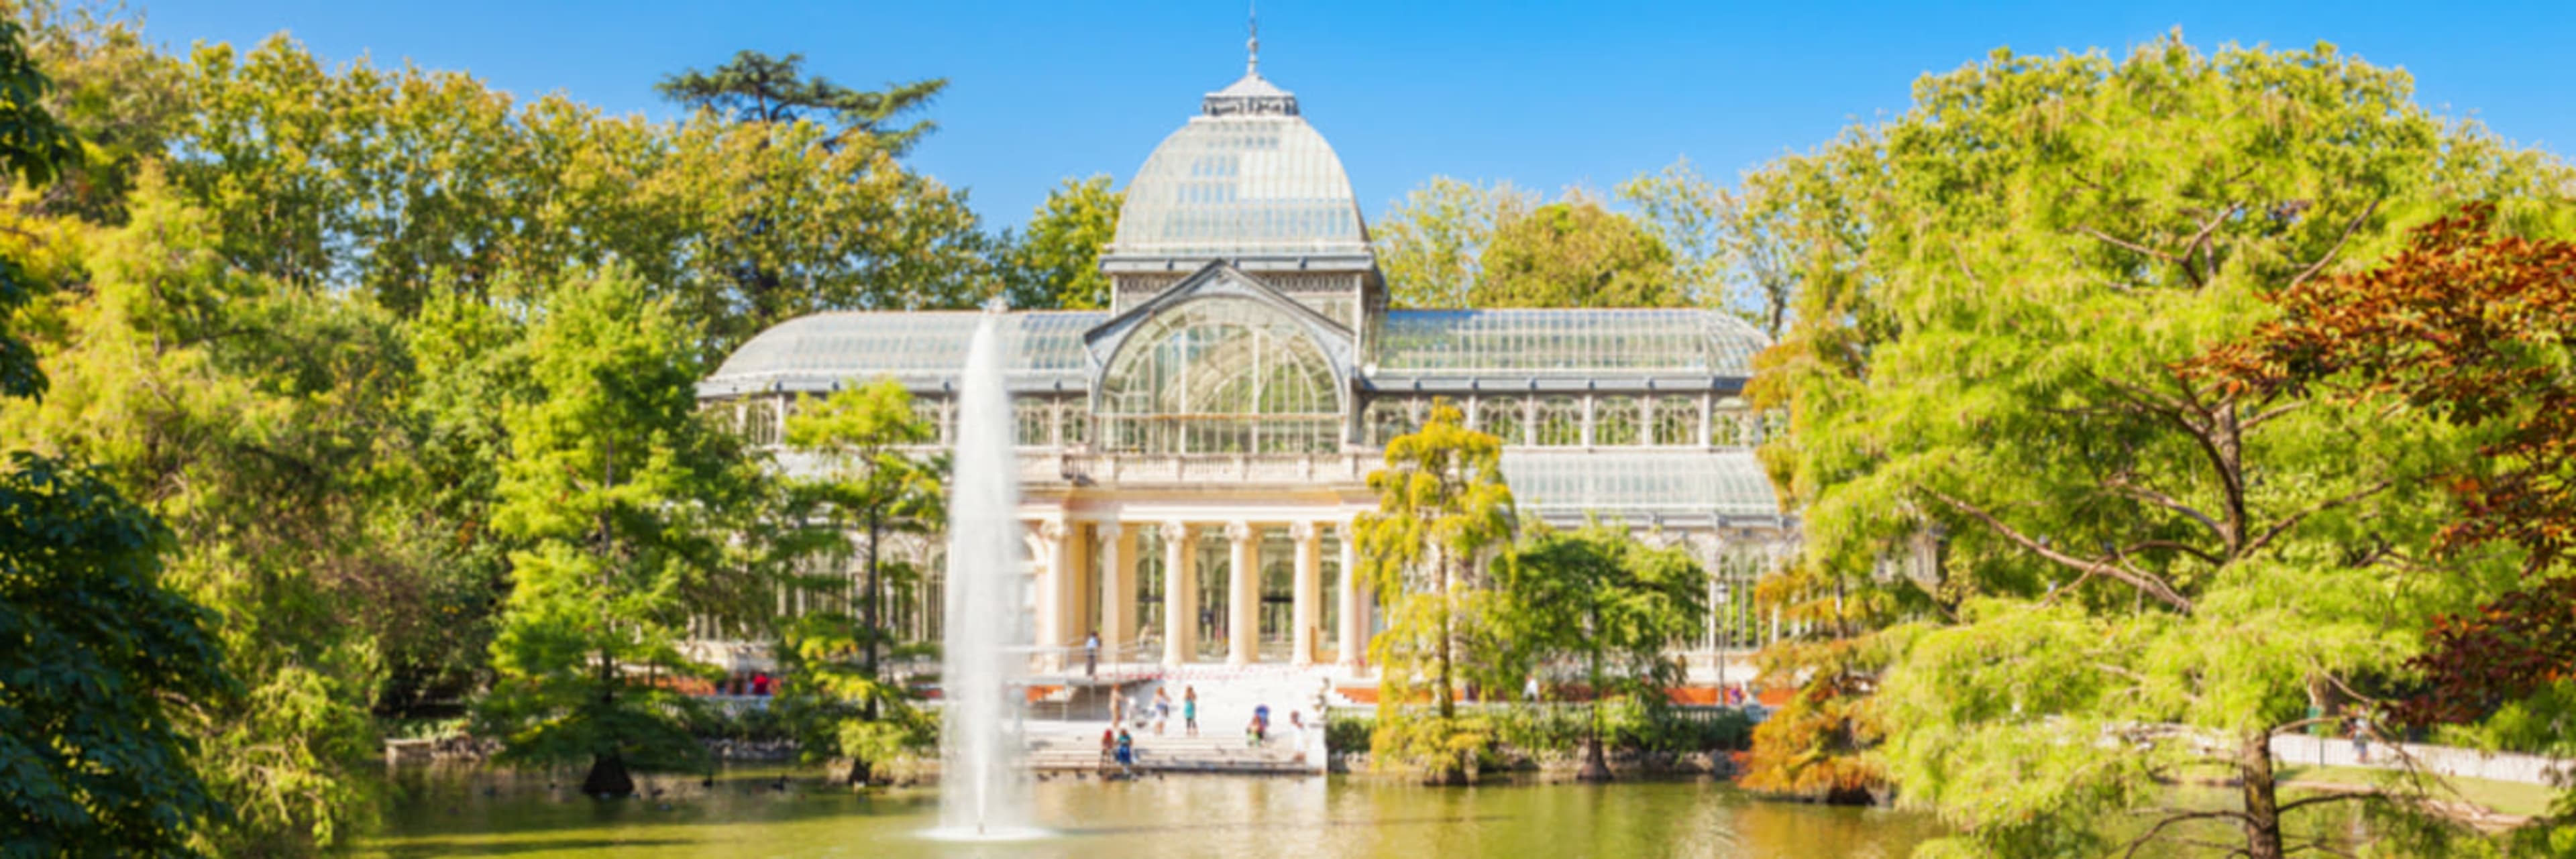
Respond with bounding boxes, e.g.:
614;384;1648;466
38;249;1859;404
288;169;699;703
1373;309;1768;378
1501;449;1782;522
700;311;1105;396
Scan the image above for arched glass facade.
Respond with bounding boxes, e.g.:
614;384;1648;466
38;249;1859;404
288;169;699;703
1096;296;1344;454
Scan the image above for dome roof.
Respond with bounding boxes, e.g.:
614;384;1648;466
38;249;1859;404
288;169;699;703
1106;72;1368;262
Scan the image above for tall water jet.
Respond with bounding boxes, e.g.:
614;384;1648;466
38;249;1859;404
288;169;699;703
932;304;1039;839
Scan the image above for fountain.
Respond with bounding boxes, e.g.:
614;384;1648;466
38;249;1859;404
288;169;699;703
927;304;1044;841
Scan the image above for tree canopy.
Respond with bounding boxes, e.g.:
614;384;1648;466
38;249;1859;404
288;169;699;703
1472;199;1680;309
656;49;946;153
998;175;1122;310
1744;35;2572;857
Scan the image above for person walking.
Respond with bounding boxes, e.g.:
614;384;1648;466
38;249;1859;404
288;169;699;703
1084;629;1100;679
1183;687;1199;738
1153;688;1172;736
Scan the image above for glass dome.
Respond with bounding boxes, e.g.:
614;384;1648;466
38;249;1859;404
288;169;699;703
1108;74;1368;260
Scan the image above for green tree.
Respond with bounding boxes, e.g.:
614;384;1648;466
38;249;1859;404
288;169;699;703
474;264;754;797
1472;198;1680;308
1500;522;1705;781
655;50;945;153
998;175;1122;310
1748;36;2570;857
1356;399;1515;783
8;176;399;854
1375;177;1534;309
0;17;237;852
164;34;986;357
774;378;945;785
1617;158;1800;337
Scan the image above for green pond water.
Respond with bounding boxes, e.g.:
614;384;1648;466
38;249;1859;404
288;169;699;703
366;766;1946;858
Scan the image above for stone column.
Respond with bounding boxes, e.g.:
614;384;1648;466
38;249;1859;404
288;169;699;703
1097;522;1130;663
1092;519;1123;663
1162;520;1194;667
1226;521;1258;667
1038;520;1071;671
1338;518;1366;671
1291;521;1322;666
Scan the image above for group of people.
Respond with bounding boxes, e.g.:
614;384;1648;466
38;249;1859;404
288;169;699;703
1108;685;1199;736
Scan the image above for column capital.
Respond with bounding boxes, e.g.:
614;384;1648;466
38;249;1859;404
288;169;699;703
1289;520;1319;541
1095;520;1124;540
1161;519;1193;539
1224;520;1253;542
1038;519;1069;542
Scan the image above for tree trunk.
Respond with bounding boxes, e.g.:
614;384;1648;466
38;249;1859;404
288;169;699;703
2240;730;2286;859
863;514;883;721
1576;604;1611;782
584;752;635;797
844;756;872;787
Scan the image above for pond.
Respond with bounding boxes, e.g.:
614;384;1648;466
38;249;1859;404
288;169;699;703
366;767;1945;858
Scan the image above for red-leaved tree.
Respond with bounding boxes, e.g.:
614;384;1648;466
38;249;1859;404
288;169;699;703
2197;203;2575;724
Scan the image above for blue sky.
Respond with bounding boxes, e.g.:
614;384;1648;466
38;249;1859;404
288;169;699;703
146;1;2573;230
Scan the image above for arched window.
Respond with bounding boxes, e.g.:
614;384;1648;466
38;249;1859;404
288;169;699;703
1477;397;1523;445
1097;297;1345;455
1535;396;1583;446
1652;396;1698;446
1595;396;1642;446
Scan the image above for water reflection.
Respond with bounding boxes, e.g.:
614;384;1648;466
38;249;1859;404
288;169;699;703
366;766;1945;858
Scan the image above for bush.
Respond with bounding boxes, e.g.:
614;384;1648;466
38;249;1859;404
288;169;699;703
1335;702;1753;759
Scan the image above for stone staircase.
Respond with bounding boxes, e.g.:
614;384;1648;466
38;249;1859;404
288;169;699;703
1019;664;1348;775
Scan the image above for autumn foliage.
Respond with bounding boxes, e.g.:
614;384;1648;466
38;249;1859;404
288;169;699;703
2198;203;2576;724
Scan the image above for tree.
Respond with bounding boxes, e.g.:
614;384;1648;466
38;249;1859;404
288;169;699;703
1500;522;1705;781
1375;177;1534;309
774;378;945;784
474;264;755;797
1472;198;1680;309
1735;557;1896;805
656;50;945;154
7;176;400;854
0;19;236;852
1747;36;2569;858
2196;205;2576;827
1355;399;1515;783
998;175;1122;310
164;34;987;358
1617;158;1801;338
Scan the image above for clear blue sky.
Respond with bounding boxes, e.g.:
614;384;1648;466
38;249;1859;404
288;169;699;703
145;1;2574;230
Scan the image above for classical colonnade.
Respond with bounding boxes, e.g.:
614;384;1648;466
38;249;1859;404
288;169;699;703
1025;516;1370;669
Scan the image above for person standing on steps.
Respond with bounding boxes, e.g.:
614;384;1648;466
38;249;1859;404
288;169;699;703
1115;728;1136;776
1153;687;1172;736
1184;687;1199;737
1085;628;1100;679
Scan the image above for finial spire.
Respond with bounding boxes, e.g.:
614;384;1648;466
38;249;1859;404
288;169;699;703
1246;1;1259;74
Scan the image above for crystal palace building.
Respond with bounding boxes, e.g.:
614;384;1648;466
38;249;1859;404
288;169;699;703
694;54;1792;675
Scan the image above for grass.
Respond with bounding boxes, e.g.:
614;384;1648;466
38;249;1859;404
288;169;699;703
2277;764;2561;819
